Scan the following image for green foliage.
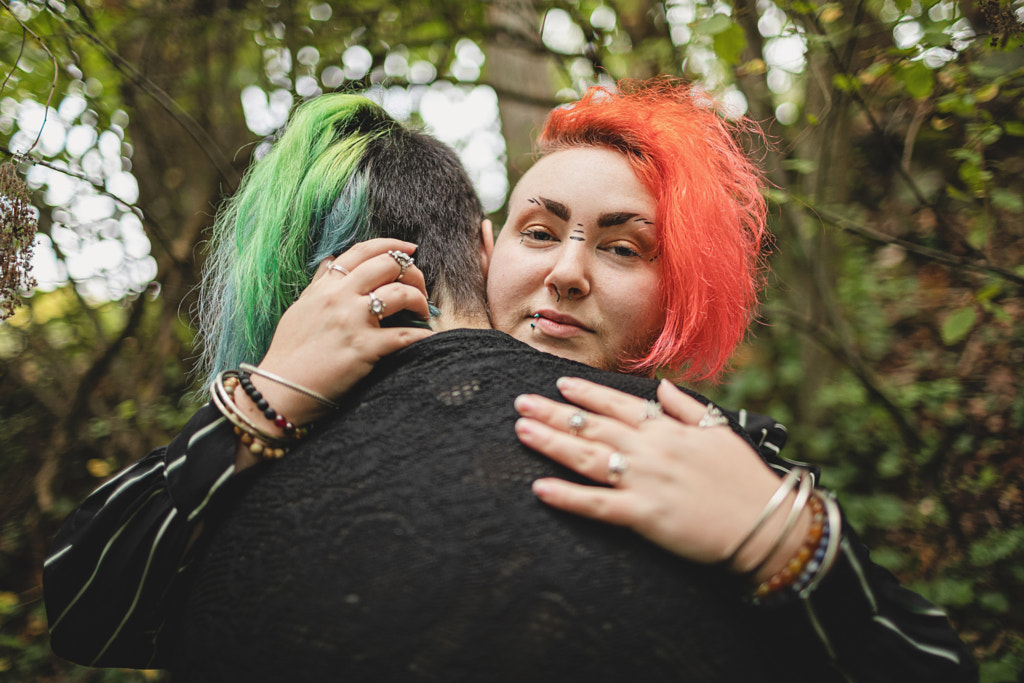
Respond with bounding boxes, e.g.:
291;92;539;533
941;305;977;345
3;0;1023;679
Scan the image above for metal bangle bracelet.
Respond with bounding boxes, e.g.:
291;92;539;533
746;472;814;578
724;468;802;571
210;371;292;447
239;363;340;411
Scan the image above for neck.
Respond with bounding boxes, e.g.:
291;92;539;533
429;300;491;333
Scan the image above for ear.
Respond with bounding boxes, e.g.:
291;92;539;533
478;218;495;278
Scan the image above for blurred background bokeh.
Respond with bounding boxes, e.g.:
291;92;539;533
1;1;1022;680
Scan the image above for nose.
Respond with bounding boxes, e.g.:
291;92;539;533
544;243;591;302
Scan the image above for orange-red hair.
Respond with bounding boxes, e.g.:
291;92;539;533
539;79;769;381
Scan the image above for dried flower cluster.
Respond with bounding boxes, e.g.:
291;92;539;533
1;161;39;321
979;0;1024;47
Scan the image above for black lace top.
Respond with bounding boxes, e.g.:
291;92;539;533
172;330;806;681
45;330;975;681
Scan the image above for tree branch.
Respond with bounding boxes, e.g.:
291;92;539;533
51;7;242;192
766;306;924;452
806;200;1024;288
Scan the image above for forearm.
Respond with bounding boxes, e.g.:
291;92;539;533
798;524;977;682
44;404;237;668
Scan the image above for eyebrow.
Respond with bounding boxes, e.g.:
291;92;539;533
532;196;571;221
598;212;646;228
530;197;654;229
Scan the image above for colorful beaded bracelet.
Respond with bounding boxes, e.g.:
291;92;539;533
210;370;309;459
753;492;825;599
237;370;305;439
751;490;842;606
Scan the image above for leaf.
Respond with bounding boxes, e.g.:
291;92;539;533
692;14;732;36
969;526;1024;565
832;73;859;92
991;188;1024;213
899;61;935;99
819;4;843;24
977;125;1002;146
712;23;747;66
979;591;1009;613
782;158;817;174
975;283;1002;303
976;83;999;102
940;306;976;345
918;577;974;607
1004;121;1024;136
967;215;991;248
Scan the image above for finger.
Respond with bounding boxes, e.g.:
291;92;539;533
514;393;633;449
296;257;350;302
554;376;656;426
657;379;711;425
348;254;428;298
532;478;633;527
332;238;420;279
370;282;431;322
514;416;613;482
370;325;434;357
334;238;419;265
311;257;336;285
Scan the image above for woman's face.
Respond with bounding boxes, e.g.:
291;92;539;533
486;147;665;373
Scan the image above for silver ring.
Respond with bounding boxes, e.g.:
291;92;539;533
607;451;628;485
698;404;729;428
329;263;351;276
388;250;414;281
639;399;663;423
568;411;586;436
367;290;386;321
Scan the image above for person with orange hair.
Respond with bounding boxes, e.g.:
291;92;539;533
45;82;975;681
491;80;767;381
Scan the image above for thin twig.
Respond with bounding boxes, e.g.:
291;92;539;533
46;5;242;192
1;0;60;154
767;306;924;452
1;146;186;268
806;200;1024;288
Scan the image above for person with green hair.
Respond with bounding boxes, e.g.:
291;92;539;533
45;87;975;681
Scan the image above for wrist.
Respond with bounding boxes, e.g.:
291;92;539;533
744;504;815;584
751;492;839;605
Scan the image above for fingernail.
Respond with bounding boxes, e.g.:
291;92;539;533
515;418;535;436
556;377;576;391
532;479;551;497
512;393;536;413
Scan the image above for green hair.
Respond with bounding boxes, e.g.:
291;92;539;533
198;95;395;386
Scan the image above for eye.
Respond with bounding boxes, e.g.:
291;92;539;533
603;242;642;258
519;228;558;243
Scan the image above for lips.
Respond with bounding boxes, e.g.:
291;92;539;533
531;310;593;338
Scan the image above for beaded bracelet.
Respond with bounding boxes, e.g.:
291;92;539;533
751;490;843;606
211;372;291;458
800;491;842;596
752;492;825;599
210;370;308;459
239;363;339;411
237;369;305;439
